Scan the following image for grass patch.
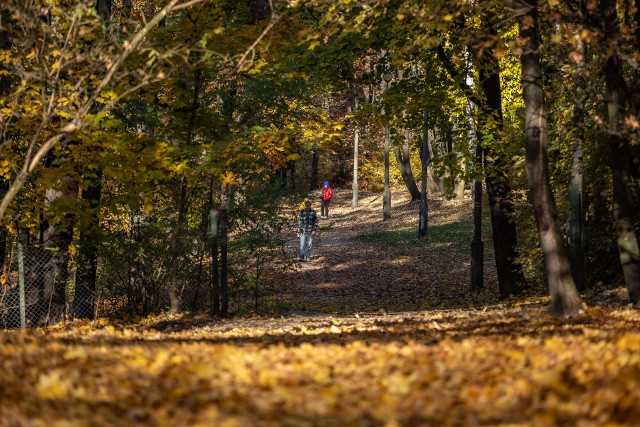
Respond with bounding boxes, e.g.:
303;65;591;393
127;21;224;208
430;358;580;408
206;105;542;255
360;221;476;250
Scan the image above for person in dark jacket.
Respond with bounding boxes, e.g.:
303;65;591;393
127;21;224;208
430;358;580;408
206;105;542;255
298;200;318;261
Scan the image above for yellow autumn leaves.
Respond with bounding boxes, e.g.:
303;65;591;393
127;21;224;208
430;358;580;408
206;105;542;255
1;306;639;426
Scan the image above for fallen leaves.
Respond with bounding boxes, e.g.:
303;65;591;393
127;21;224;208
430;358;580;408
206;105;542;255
1;306;639;426
1;191;639;425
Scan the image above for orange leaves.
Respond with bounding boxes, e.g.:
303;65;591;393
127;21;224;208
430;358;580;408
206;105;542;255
1;306;640;425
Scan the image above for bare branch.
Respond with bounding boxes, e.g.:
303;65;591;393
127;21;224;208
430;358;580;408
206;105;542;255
234;12;287;73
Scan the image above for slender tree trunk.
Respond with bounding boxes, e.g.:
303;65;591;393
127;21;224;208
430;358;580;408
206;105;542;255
519;0;582;316
601;0;640;305
73;168;103;319
383;125;392;220
419;110;429;238
471;142;484;290
352;97;359;208
73;0;111;319
310;149;319;190
219;207;229;317
450;117;466;200
210;204;220;316
394;130;421;201
0;14;10;272
476;27;527;298
567;38;587;292
168;65;201;313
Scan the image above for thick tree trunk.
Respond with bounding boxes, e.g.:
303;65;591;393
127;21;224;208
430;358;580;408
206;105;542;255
38;184;75;326
519;0;582;316
476;29;527;298
394;131;421;201
601;0;640;305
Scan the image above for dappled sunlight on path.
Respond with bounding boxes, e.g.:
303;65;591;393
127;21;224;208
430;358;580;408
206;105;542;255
278;189;500;314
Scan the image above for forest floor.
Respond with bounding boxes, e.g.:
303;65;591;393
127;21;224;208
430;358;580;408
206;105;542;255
1;189;639;426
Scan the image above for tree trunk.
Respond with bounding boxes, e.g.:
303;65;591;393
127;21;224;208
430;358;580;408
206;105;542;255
73;0;111;320
476;26;527;298
450;117;466;200
73;168;103;319
210;206;220;316
567;37;587;292
0;13;10;272
518;0;582;316
601;0;640;305
219;207;229;317
38;185;75;325
168;65;201;313
471;142;484;291
310;149;319;190
383;125;392;220
419;110;429;239
352;97;359;209
394;131;421;201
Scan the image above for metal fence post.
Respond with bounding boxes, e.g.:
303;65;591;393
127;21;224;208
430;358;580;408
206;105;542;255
18;241;26;329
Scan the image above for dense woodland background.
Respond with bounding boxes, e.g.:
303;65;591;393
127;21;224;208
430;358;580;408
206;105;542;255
0;0;640;325
2;1;640;426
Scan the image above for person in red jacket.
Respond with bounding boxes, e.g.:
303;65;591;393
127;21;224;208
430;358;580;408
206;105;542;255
320;180;333;219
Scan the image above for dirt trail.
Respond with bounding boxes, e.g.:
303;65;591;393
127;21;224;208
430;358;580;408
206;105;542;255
278;189;500;315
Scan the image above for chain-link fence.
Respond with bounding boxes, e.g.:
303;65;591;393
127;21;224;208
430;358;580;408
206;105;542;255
0;239;63;329
1;205;297;329
0;232;170;330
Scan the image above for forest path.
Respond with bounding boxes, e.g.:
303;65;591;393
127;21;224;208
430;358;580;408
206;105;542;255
278;188;500;315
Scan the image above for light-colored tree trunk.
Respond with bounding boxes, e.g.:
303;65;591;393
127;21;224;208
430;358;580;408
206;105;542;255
383;125;392;220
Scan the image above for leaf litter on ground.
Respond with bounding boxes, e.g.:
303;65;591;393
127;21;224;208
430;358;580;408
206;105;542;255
1;189;639;426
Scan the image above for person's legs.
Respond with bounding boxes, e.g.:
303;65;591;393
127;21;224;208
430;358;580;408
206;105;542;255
321;200;328;217
325;201;330;218
305;233;313;260
299;234;306;260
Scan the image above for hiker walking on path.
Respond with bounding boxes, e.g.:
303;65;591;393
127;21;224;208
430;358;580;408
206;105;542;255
320;181;333;219
298;199;318;262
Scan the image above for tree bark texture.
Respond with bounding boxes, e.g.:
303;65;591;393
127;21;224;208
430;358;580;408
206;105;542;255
394;131;421;201
601;0;640;305
518;0;582;316
476;33;527;298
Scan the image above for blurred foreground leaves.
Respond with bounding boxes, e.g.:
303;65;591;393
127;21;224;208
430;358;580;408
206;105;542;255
1;304;639;426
